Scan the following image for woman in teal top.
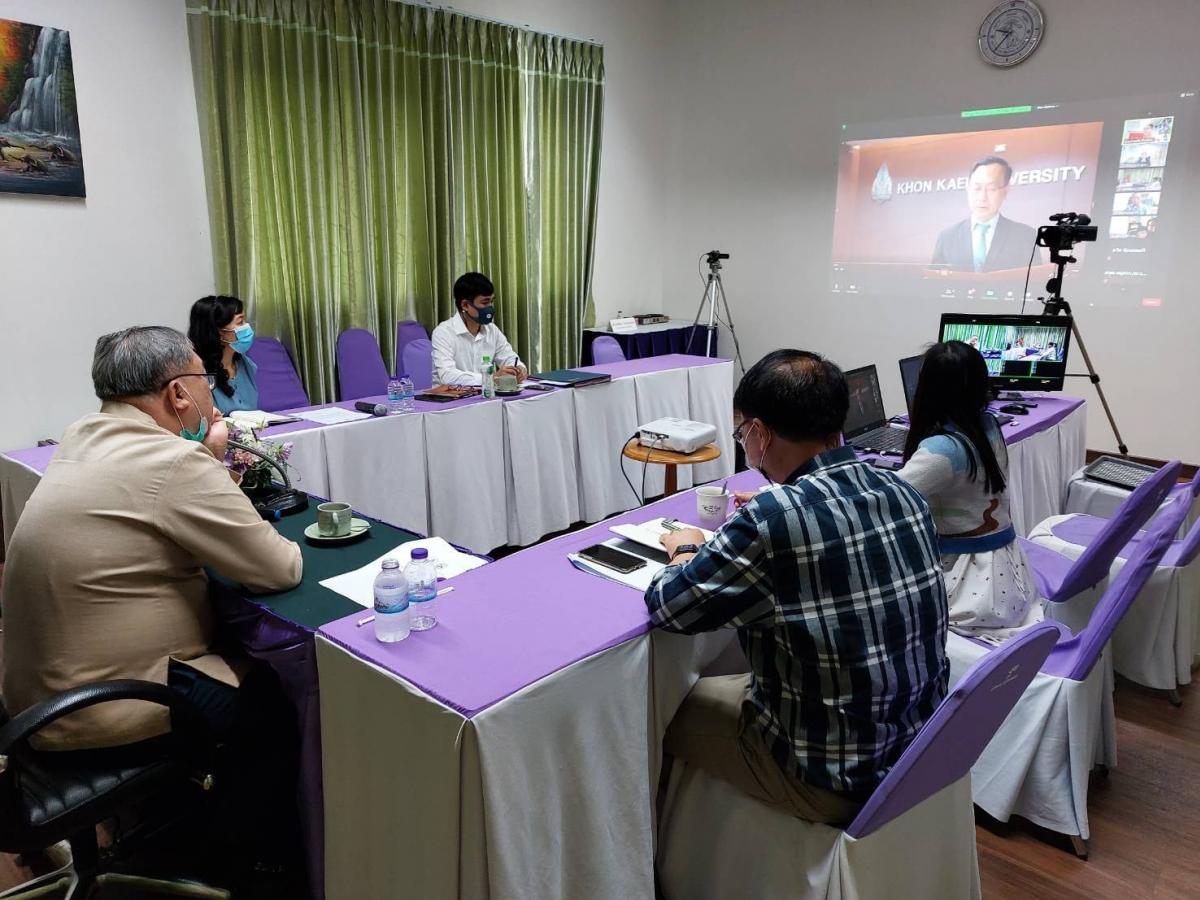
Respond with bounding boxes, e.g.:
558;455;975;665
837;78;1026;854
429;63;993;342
188;295;259;415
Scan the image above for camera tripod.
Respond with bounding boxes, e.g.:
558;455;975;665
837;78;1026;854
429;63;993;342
1040;248;1129;456
687;251;746;371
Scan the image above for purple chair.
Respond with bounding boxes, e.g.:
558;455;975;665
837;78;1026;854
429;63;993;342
335;328;390;401
1018;459;1182;603
848;621;1060;837
1041;489;1195;682
395;319;429;377
657;623;1059;898
590;335;626;365
402;338;434;392
245;337;309;411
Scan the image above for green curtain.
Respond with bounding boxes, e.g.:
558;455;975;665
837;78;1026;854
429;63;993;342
187;0;604;399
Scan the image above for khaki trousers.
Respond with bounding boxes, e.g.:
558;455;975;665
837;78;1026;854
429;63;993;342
663;674;863;827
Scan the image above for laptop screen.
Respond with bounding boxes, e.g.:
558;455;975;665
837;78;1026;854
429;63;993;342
843;365;887;438
899;355;924;416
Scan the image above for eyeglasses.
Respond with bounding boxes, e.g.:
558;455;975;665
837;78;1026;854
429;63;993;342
731;421;749;445
162;372;216;391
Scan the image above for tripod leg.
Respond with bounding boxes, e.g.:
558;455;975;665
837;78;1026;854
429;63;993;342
714;276;746;372
1070;322;1129;456
688;275;716;356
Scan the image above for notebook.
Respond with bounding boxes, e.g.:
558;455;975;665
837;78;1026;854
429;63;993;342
529;368;613;387
609;517;715;554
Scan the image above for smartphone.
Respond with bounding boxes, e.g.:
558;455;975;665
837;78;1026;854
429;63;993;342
871;457;902;471
523;382;555;392
578;543;647;574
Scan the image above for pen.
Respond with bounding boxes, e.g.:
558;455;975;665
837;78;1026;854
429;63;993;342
357;585;455;626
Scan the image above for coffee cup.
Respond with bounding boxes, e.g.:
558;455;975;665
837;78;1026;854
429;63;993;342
317;501;353;537
695;486;729;529
495;373;519;393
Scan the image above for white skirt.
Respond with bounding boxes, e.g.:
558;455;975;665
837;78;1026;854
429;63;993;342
944;541;1043;643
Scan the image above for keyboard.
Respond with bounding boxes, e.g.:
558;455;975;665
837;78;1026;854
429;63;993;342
849;425;908;454
1083;456;1160;491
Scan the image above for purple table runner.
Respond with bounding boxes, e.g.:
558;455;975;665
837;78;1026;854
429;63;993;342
317;469;767;718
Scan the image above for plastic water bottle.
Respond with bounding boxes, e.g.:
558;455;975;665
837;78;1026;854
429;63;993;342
386;376;404;414
407;548;439;631
373;558;410;642
481;354;495;399
398;373;415;412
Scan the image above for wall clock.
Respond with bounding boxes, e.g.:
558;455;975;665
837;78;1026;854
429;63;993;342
978;0;1045;67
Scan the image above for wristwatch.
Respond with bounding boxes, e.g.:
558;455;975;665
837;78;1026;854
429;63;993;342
669;543;700;562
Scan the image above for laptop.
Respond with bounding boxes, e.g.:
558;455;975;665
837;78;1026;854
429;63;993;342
897;353;1014;426
843;364;908;454
898;355;924;416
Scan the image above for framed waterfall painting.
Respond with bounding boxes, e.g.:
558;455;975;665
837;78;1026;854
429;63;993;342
0;18;86;197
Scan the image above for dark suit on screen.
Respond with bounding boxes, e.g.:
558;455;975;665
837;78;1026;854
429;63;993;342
931;215;1040;272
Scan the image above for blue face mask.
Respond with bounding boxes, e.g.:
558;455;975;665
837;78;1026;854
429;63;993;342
229;323;255;354
173;386;209;442
471;303;495;326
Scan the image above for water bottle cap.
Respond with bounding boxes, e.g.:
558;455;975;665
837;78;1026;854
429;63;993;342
411;548;429;560
399;373;408;378
381;558;400;569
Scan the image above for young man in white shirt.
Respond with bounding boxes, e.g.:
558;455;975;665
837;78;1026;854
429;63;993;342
431;272;527;386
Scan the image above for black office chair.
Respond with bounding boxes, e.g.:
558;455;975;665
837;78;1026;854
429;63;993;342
0;680;229;898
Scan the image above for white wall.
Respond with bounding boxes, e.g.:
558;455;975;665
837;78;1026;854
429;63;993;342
658;0;1200;462
450;0;669;325
0;0;666;451
0;0;214;450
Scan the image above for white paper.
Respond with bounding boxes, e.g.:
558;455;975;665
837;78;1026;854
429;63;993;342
610;517;714;554
296;407;373;425
568;538;664;592
319;536;486;607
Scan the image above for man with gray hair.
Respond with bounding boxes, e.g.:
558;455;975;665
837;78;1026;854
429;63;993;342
1;325;303;752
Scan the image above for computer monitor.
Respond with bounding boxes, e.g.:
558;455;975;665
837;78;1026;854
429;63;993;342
842;364;888;438
937;313;1072;391
898;355;924;416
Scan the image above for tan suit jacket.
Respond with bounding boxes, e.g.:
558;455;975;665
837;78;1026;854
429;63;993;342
1;402;302;750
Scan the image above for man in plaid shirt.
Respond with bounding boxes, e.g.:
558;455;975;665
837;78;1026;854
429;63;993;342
647;350;948;824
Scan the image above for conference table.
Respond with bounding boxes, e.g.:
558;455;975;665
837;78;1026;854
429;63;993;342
253;353;738;553
313;394;1088;899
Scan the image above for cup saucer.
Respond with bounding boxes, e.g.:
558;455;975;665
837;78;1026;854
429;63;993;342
303;518;371;545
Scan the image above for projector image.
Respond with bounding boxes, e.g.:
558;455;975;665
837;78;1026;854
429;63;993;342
637;418;718;454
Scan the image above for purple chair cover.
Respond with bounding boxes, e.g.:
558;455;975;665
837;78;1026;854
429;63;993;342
1051;468;1200;569
402;338;434;391
590;335;626;364
394;319;429;377
1020;459;1182;602
246;337;309;412
335;328;390;401
846;622;1060;838
1041;489;1193;680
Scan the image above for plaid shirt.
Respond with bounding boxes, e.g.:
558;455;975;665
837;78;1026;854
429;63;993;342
646;446;949;796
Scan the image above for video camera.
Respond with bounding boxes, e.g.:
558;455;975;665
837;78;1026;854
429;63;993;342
704;250;730;265
1036;212;1098;256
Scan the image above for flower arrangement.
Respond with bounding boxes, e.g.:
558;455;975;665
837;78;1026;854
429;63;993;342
224;420;295;492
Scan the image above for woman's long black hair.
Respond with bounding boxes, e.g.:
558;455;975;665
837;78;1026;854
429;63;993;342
187;295;243;398
903;340;1007;494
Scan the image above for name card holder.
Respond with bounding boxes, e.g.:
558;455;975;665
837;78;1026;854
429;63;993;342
609;317;638;334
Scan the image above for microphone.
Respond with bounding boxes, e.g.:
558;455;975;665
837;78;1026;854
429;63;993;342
354;401;388;417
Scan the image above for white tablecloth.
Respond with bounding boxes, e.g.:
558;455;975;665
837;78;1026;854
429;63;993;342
425;401;509;553
503;390;581;547
1065;468;1199;538
1007;403;1087;536
1029;517;1199;690
574;378;641;522
947;632;1116;841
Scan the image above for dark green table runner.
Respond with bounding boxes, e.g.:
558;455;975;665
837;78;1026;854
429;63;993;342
211;506;422;630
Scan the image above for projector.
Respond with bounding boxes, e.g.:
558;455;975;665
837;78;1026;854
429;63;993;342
637;417;718;454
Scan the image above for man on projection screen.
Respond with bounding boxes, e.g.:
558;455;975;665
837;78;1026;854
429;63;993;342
931;156;1039;272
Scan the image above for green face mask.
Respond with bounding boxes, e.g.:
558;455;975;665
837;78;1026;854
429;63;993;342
173;386;209;442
